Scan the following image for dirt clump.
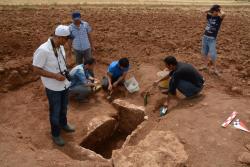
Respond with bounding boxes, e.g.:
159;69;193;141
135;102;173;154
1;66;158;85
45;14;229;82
238;152;250;165
112;130;188;167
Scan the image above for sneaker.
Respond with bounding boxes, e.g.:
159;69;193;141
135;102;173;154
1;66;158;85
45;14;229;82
62;124;75;133
52;136;65;146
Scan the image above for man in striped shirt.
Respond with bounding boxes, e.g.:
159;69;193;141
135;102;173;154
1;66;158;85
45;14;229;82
68;11;94;65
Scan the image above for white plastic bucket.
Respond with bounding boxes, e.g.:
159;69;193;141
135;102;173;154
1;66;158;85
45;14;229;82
124;76;140;93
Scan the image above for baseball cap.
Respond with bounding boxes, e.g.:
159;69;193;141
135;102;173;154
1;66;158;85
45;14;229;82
55;25;70;37
72;11;81;21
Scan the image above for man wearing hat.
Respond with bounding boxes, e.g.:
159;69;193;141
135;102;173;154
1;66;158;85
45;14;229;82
68;11;94;65
200;4;226;75
33;25;75;146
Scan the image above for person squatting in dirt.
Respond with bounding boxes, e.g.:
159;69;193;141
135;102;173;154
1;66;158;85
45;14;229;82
69;58;100;102
102;58;130;99
200;4;226;76
154;56;205;115
68;11;95;65
33;25;75;146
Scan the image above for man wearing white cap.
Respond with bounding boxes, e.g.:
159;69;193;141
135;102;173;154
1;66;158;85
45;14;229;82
33;25;75;146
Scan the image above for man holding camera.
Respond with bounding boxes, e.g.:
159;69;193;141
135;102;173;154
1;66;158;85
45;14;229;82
33;25;75;146
200;4;226;75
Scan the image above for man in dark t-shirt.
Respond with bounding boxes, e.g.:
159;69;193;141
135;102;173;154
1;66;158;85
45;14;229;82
201;4;226;75
154;56;204;114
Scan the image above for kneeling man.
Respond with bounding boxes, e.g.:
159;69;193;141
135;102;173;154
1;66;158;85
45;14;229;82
154;56;204;113
69;58;99;102
102;58;130;97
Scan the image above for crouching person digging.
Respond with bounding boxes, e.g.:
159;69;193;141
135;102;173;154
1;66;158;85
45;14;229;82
69;58;100;102
154;56;205;116
32;25;75;146
102;58;130;100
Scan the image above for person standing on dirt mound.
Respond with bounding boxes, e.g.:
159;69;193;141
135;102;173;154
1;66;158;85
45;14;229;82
102;58;130;99
154;56;204;115
32;25;75;146
200;4;226;76
68;11;95;66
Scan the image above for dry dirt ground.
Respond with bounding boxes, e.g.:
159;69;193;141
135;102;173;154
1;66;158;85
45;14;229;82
0;5;250;167
1;0;250;5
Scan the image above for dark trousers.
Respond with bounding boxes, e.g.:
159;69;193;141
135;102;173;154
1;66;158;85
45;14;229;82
73;48;92;65
102;76;122;90
169;79;203;97
46;88;68;137
69;85;92;100
73;48;94;77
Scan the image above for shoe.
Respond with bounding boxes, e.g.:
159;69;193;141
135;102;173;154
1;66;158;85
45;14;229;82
62;124;75;133
52;136;65;146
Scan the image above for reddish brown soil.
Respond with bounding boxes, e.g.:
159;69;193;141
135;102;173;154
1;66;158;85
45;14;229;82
0;5;250;167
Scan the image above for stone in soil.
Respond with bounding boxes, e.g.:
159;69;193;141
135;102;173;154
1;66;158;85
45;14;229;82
238;152;250;165
112;130;188;167
231;86;243;94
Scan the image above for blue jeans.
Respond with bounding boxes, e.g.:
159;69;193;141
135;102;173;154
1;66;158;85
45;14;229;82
46;88;68;137
201;35;217;62
170;79;203;97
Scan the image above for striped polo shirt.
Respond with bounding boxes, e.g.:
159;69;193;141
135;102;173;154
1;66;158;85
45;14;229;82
69;21;92;51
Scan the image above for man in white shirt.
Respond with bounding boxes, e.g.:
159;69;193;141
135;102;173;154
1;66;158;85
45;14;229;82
33;25;75;146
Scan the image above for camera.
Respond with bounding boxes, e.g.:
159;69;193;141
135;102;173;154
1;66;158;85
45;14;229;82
61;70;71;81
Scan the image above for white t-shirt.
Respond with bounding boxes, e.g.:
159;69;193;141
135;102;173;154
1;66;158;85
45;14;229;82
32;38;70;91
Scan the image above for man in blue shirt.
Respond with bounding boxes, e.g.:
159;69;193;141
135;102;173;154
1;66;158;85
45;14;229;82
68;11;94;65
102;58;130;93
201;4;226;76
69;58;99;101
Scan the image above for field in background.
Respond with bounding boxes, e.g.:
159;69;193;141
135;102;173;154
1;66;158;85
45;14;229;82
0;0;250;5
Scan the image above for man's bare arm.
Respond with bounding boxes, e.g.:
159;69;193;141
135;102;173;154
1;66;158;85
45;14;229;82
67;39;73;59
114;72;127;86
154;74;170;86
33;66;65;81
220;10;226;19
107;72;113;86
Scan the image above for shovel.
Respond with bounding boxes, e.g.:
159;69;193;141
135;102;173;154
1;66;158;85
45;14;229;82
143;85;154;106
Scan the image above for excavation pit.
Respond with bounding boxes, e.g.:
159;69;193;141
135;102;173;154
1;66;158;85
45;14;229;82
81;129;128;159
80;99;146;159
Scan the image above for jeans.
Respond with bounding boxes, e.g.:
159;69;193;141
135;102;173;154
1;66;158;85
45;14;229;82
169;79;203;97
73;48;92;65
69;85;92;100
201;35;217;62
46;88;68;137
